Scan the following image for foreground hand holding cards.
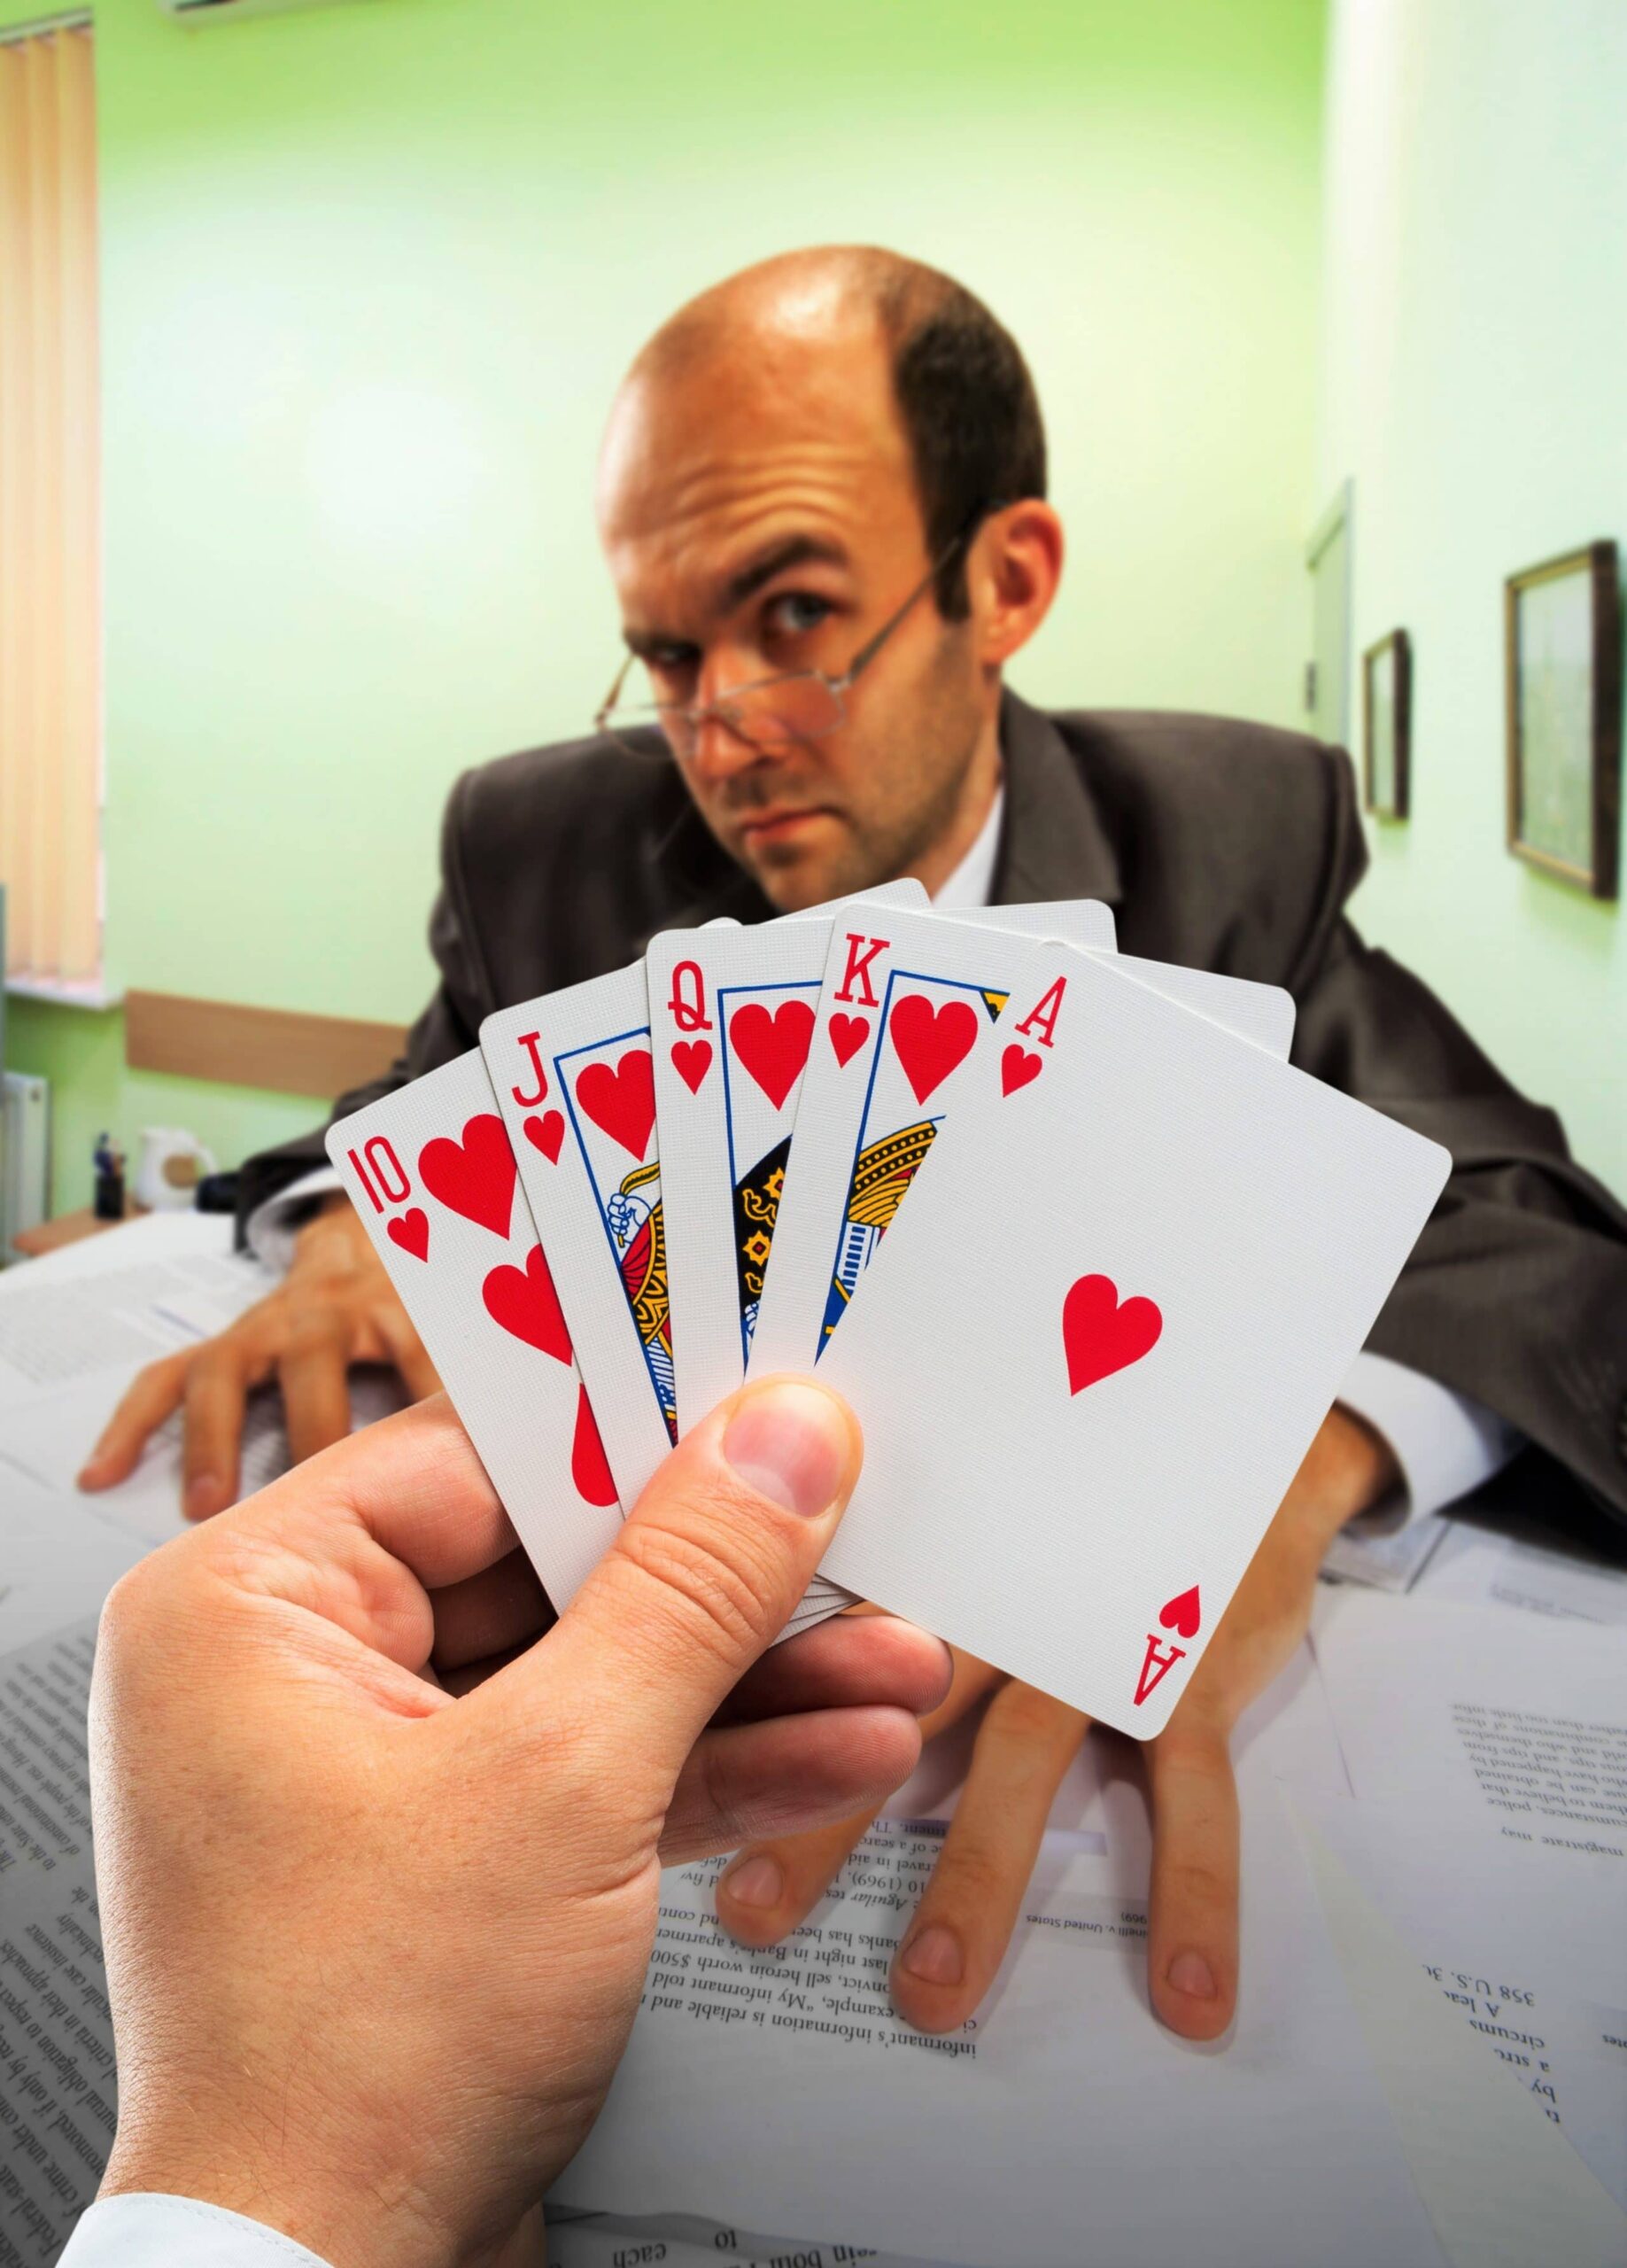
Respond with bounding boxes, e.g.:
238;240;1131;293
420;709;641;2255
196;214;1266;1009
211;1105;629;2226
329;892;1447;1731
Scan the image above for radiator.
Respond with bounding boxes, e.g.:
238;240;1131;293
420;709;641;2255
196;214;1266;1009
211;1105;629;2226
3;1072;50;1262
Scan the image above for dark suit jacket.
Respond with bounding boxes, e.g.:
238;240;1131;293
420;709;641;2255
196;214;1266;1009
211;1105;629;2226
241;691;1627;1519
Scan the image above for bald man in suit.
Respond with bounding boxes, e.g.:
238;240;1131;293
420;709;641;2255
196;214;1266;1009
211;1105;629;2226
83;246;1627;2043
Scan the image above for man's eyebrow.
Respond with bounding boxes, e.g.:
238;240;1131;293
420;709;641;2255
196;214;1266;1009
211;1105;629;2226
722;533;849;610
621;533;851;657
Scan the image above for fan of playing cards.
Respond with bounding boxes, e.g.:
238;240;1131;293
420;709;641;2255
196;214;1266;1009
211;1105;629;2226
328;888;1449;1737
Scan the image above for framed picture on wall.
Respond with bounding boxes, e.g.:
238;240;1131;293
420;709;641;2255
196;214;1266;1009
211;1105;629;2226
1504;540;1621;899
1361;628;1411;819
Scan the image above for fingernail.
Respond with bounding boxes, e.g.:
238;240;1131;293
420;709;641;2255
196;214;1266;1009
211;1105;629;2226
901;1925;964;1987
185;1475;220;1522
1166;1950;1218;2000
723;1855;784;1910
723;1382;852;1519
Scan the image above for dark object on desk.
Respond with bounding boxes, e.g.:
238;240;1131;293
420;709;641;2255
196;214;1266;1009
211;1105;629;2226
196;1170;241;1216
91;1133;126;1223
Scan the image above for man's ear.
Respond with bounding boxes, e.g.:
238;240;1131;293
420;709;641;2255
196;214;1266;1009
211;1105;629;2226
966;501;1065;668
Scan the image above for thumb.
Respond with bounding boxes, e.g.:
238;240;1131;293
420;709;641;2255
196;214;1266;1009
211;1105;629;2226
494;1377;862;1793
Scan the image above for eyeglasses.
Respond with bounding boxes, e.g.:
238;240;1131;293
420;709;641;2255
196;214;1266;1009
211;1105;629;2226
593;512;995;763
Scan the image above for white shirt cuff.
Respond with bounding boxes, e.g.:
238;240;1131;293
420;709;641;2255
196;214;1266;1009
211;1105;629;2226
244;1165;347;1273
1336;1349;1522;1532
60;2194;334;2268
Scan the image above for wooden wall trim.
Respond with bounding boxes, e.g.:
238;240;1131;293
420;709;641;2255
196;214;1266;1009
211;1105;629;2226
124;990;409;1102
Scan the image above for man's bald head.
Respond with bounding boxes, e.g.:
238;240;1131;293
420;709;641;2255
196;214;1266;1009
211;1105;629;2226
591;248;1060;913
602;247;1046;617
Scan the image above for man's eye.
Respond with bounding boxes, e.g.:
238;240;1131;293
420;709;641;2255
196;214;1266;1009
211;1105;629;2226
645;651;698;693
765;592;833;638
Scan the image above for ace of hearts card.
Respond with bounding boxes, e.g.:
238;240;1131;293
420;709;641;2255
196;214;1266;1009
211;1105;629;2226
811;944;1450;1736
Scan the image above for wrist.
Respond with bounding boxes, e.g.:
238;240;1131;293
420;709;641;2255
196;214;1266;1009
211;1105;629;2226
100;2115;443;2268
1286;1404;1402;1550
291;1192;366;1268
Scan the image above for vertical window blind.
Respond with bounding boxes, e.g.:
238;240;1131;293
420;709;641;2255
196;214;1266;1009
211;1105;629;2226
0;18;99;987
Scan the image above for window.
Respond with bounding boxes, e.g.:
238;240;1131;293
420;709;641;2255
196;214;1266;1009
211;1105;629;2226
0;16;100;991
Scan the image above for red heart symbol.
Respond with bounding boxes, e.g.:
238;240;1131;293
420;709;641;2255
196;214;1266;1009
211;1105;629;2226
1158;1586;1201;1640
828;1012;870;1068
482;1244;572;1364
1062;1272;1163;1394
571;1383;618;1508
386;1208;429;1261
1002;1044;1042;1096
523;1109;564;1164
419;1114;516;1239
888;993;978;1106
672;1039;712;1095
729;999;814;1110
576;1052;655;1160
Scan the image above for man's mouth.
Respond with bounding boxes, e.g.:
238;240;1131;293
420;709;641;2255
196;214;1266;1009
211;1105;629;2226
734;806;831;848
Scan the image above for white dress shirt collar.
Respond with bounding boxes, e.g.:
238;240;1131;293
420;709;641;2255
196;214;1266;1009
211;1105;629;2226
929;785;1004;912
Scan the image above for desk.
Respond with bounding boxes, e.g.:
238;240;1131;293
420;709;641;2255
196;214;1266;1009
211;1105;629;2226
11;1200;146;1260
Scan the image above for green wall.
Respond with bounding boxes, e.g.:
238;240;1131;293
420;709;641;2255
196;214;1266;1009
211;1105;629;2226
1316;0;1626;1197
6;0;1326;1214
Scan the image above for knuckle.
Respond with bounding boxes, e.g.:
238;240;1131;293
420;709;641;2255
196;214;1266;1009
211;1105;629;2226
992;1681;1084;1752
933;1840;1011;1916
612;1511;784;1666
1162;1852;1233;1915
1155;1722;1232;1781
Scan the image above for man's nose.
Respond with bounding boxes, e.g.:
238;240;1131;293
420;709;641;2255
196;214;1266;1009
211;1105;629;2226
686;646;776;781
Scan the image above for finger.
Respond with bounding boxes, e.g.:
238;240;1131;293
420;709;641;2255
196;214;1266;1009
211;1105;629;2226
661;1704;925;1866
77;1353;191;1489
280;1324;360;1468
717;1614;952;1727
212;1398;517;1658
716;1650;1005;1946
717;1804;887;1943
890;1682;1088;2033
1145;1727;1239;2041
375;1307;443;1403
479;1379;861;1805
431;1550;553;1673
181;1335;271;1518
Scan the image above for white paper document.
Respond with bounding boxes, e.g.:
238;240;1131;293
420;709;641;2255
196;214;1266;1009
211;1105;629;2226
0;1213;263;1409
0;1474;147;1654
554;1798;1447;2268
0;1619;114;2263
547;2207;948;2266
1418;1519;1627;1628
1312;1589;1627;1862
1297;1807;1627;2268
1301;1790;1627;2215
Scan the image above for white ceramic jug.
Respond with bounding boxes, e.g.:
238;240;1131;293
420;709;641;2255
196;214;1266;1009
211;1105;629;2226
133;1127;217;1212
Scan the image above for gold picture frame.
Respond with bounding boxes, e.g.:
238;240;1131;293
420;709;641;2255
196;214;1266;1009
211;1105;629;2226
1505;540;1620;898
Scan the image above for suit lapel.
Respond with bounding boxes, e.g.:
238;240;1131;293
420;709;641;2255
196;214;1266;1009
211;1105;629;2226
994;688;1123;911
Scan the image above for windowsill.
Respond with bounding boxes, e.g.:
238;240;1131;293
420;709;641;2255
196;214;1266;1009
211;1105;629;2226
5;974;123;1011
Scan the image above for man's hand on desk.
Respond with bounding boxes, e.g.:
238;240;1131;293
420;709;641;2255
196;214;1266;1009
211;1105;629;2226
92;1383;951;2268
77;1194;437;1518
717;1402;1399;2043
